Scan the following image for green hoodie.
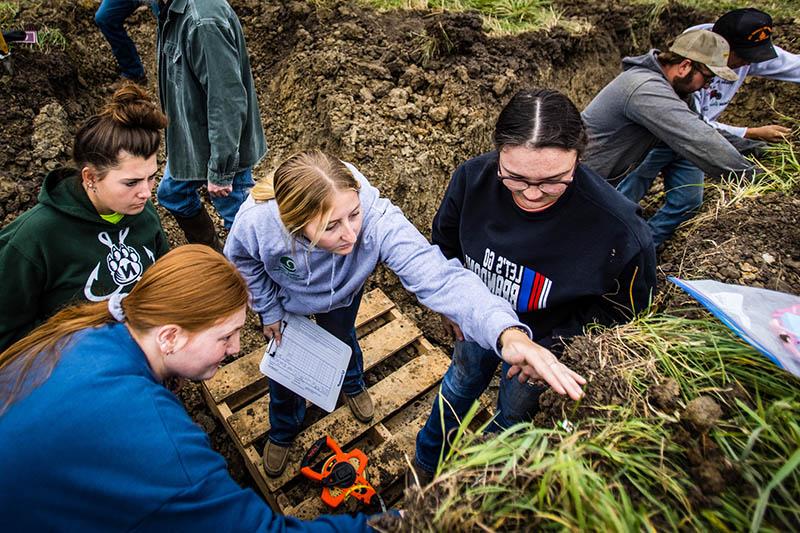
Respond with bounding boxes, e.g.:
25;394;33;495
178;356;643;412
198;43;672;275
0;169;169;351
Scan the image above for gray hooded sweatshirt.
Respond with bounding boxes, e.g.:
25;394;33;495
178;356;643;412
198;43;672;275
224;163;527;356
581;50;755;182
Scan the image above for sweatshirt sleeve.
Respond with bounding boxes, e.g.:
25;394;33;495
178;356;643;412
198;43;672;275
747;45;800;83
135;391;373;533
624;81;755;179
224;220;286;325
701;46;800;137
136;468;373;533
543;229;656;347
702;118;748;138
0;242;45;352
376;201;529;355
589;237;656;326
431;165;467;260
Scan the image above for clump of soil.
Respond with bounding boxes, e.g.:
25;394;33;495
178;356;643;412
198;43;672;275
649;377;681;410
534;334;632;426
682;395;723;432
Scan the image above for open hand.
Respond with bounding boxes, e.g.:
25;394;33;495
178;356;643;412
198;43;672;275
745;124;791;143
208;180;233;198
499;328;585;401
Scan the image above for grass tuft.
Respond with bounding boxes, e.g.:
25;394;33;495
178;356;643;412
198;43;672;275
0;1;18;25
36;26;67;54
363;0;562;35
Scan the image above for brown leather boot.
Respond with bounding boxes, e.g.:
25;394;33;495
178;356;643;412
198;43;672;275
171;208;223;253
263;440;290;477
345;389;374;423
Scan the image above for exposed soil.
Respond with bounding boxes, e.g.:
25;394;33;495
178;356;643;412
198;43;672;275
2;0;799;522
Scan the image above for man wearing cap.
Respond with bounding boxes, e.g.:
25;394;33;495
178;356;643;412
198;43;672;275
582;29;757;247
617;9;798;246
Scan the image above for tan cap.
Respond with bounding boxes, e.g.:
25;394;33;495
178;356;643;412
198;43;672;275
669;29;738;82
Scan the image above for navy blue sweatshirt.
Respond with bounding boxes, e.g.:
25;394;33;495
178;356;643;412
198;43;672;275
432;152;656;348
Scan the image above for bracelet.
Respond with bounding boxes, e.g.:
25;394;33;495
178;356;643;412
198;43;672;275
496;326;528;353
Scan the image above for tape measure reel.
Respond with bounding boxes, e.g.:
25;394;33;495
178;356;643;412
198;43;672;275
299;435;376;508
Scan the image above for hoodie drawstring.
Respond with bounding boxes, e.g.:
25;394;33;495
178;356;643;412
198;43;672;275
304;249;312;287
329;260;336;311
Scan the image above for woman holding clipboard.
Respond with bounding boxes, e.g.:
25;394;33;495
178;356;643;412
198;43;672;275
224;150;586;477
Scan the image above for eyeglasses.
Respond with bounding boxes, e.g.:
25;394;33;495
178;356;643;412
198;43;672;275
691;62;716;84
496;160;575;195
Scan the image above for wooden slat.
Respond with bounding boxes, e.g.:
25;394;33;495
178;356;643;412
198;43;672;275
205;345;266;404
227;315;423;446
265;349;451;491
355;289;396;327
203;289;395;405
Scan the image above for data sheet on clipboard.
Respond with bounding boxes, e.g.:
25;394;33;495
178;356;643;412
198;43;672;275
259;314;352;412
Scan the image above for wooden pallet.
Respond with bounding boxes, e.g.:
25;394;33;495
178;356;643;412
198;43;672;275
201;289;451;516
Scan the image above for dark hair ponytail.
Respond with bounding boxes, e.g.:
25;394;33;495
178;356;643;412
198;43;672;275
493;89;587;157
72;84;168;177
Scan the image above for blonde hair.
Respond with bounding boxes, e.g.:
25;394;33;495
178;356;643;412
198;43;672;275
250;150;361;246
0;245;249;414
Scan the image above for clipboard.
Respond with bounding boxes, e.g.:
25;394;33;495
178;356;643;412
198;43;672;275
259;314;352;412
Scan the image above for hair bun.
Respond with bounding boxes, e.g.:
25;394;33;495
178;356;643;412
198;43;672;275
101;85;168;130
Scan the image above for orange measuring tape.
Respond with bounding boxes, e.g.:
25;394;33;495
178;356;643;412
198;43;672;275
299;435;377;509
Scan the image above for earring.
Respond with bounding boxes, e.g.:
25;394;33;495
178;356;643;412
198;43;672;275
87;181;97;193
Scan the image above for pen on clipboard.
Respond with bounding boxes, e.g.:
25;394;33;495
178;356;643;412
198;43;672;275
267;320;288;357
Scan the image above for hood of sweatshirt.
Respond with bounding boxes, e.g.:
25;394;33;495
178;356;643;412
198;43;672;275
37;168;107;223
226;162;390;321
621;50;665;75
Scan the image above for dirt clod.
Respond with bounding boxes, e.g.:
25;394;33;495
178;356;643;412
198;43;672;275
649;378;681;410
682;396;723;432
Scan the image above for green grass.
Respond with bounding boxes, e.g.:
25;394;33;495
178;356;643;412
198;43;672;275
629;0;799;21
362;0;563;35
422;311;800;531
0;1;19;25
36;26;67;54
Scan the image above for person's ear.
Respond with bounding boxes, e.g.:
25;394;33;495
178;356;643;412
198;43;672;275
679;59;694;77
81;166;97;191
155;324;188;356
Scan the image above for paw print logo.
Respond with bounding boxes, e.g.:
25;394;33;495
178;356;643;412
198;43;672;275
99;228;143;286
710;89;722;100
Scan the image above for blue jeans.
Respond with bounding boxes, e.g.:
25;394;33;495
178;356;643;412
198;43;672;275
156;163;254;229
268;289;367;446
617;145;704;247
414;340;546;474
95;0;151;80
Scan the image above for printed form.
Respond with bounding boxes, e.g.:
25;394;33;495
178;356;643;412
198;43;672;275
259;314;352;412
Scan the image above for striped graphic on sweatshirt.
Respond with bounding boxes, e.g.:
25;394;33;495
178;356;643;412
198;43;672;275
517;268;553;313
463;250;553;313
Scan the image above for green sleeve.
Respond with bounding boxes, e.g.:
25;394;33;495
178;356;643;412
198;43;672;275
0;243;45;352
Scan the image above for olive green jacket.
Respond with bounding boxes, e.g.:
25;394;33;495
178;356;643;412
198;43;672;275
157;0;266;186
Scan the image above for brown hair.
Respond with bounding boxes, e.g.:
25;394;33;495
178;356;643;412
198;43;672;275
250;150;361;246
72;84;168;178
0;245;249;414
657;51;689;66
494;88;588;158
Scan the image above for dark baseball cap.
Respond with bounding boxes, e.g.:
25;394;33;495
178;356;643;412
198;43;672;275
713;8;777;63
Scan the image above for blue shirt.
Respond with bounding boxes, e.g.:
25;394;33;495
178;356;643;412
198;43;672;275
0;323;370;532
